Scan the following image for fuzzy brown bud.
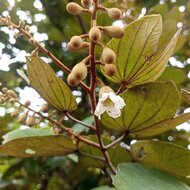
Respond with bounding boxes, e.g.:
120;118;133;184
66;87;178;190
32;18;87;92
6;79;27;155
67;73;80;86
81;0;93;8
25;25;30;32
18;111;28;125
69;36;83;50
7;90;17;98
29;38;36;45
102;47;116;64
67;42;89;52
66;2;84;15
101;26;124;38
24;100;31;107
89;26;102;42
107;8;122;20
104;64;117;77
72;61;87;81
2;87;8;93
40;103;49;113
26;116;36;127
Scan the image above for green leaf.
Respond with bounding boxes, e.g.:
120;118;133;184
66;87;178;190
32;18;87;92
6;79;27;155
79;136;132;168
112;163;190;190
101;81;180;137
130;140;190;179
158;67;187;85
132;113;190;138
26;56;77;111
2;128;53;144
0;129;78;158
91;186;116;190
101;15;180;88
73;116;93;133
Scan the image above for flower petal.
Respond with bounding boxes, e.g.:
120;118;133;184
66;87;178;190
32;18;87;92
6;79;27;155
106;106;121;118
99;93;110;102
94;101;106;119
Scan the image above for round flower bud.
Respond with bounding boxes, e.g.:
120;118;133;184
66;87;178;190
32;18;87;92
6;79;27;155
24;100;31;107
81;0;93;7
89;26;102;42
102;47;116;64
7;90;17;98
107;8;122;20
102;26;124;38
67;73;80;86
40;103;49;113
26;116;36;127
2;87;8;93
18;112;28;125
72;61;87;81
69;36;83;50
104;64;117;77
66;2;84;15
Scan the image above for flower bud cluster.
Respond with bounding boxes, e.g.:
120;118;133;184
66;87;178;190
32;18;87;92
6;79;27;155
65;0;124;83
0;88;18;104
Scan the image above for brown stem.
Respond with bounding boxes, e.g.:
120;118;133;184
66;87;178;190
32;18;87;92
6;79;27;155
88;0;116;174
65;112;96;131
105;133;127;150
10;22;90;93
17;101;100;149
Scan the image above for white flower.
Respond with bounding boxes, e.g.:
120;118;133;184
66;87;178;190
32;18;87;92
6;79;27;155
94;91;125;119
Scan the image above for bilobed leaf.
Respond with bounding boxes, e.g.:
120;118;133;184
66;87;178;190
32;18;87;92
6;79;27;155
101;81;181;137
130;140;190;179
0;129;78;158
101;15;180;88
112;163;190;190
26;56;77;111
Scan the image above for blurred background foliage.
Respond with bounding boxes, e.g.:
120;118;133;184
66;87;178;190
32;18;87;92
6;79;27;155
0;0;190;189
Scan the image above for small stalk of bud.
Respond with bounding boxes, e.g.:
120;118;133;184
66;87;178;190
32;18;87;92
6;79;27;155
26;115;36;127
102;47;116;64
40;103;49;113
81;0;93;8
29;37;36;45
67;73;80;86
107;8;122;20
18;111;28;125
104;64;117;77
66;2;84;15
89;26;102;42
100;26;124;38
72;61;88;81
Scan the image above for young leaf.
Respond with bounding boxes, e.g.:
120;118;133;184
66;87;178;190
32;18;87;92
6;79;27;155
101;15;180;88
0;128;78;158
101;81;180;138
91;186;116;190
26;56;77;111
131;140;190;179
112;163;190;190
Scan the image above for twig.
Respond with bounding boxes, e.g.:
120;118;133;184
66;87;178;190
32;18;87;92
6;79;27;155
65;112;96;131
16;101;100;149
